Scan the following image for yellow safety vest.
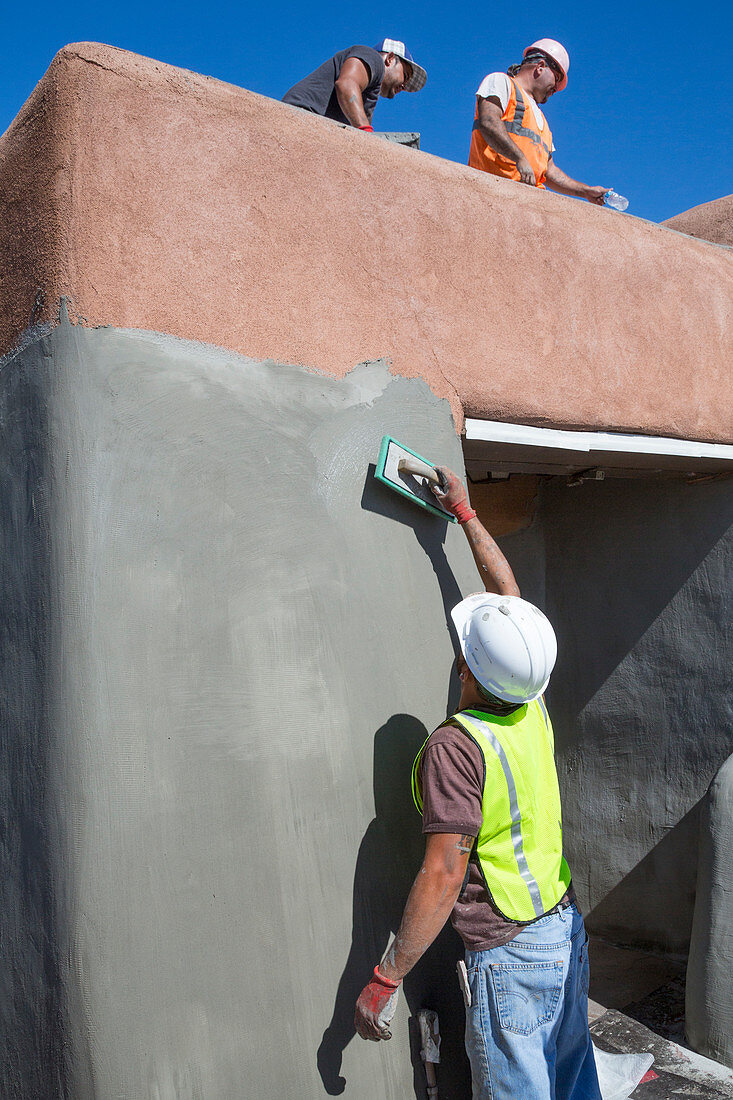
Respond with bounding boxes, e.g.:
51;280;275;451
412;700;571;922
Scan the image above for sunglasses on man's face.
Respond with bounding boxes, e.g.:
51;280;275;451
544;60;563;89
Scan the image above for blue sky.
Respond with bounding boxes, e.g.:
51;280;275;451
1;0;730;223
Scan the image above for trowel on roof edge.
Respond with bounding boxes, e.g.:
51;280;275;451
374;436;458;522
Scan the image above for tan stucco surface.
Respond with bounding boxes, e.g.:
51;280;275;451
1;42;731;441
664;194;733;248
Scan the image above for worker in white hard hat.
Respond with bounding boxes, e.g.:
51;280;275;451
469;39;609;202
355;468;602;1100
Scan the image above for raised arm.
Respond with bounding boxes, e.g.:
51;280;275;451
432;467;520;597
334;57;373;128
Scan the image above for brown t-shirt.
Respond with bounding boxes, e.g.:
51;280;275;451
418;721;573;951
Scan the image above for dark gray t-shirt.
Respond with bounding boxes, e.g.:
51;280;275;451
282;45;385;125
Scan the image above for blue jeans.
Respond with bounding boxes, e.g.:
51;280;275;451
464;904;601;1100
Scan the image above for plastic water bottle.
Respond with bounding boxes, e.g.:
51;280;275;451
604;189;629;212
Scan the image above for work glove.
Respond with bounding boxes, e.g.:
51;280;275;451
354;966;401;1041
431;466;476;524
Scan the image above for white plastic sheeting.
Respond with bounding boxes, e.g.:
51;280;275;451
593;1044;654;1100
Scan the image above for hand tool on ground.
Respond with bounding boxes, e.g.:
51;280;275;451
417;1009;440;1099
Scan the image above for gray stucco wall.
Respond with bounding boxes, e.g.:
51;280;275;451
686;752;733;1068
0;320;483;1099
0;331;67;1096
506;476;733;953
3;317;731;1095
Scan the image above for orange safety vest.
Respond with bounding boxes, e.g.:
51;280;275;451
469;77;553;189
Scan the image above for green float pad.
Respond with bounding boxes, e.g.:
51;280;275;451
374;436;457;522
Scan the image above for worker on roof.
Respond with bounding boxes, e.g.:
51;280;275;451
469;39;608;201
354;469;602;1100
282;39;426;133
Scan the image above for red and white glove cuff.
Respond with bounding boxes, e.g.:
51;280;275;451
373;966;401;988
453;502;477;524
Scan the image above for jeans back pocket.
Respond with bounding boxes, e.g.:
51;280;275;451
489;961;564;1035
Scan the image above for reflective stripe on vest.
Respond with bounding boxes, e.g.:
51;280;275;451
468;77;553;189
467;711;544;915
503;83;552;157
412;699;571;923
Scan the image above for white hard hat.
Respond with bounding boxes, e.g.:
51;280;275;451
524;39;570;91
452;593;557;704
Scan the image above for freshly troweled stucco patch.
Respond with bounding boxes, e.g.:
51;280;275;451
0;318;483;1099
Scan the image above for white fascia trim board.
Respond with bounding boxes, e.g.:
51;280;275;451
464;419;733;461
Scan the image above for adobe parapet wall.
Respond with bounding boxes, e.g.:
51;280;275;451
664;194;733;248
1;42;732;443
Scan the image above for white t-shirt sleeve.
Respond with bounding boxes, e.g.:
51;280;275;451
475;72;512;111
476;72;557;153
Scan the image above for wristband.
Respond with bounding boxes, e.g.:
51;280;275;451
358;125;374;132
373;965;401;988
454;503;477;524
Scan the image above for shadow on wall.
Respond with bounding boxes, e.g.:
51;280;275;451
585;798;703;950
316;715;471;1099
361;463;464;716
542;476;733;727
539;475;733;951
316;469;473;1096
0;346;68;1097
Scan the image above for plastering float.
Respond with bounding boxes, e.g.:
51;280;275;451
374;436;457;522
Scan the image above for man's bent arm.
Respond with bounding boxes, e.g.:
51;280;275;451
475;97;535;186
335;57;372;127
354;833;471;1040
545;158;608;204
